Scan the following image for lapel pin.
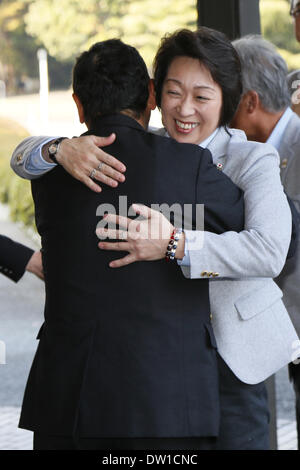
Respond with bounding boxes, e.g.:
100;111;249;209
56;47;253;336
216;163;223;170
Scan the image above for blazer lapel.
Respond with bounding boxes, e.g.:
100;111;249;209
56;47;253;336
207;127;246;165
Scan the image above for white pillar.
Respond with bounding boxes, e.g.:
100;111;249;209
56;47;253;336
0;340;6;364
37;48;49;131
0;80;6;99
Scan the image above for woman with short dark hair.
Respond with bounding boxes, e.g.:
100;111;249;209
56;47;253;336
153;28;242;127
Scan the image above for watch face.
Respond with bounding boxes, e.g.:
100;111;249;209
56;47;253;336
49;144;57;155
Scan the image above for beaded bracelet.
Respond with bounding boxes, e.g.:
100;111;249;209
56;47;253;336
165;228;183;262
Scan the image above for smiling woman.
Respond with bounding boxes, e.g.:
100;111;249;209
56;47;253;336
153;28;242;141
160;57;222;144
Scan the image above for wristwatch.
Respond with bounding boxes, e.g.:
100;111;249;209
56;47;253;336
48;137;67;164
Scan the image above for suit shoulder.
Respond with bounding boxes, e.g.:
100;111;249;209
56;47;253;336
228;133;280;166
281;113;300;151
146;131;208;160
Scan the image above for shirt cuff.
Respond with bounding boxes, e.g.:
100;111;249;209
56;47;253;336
177;230;205;267
24;137;58;174
177;231;190;267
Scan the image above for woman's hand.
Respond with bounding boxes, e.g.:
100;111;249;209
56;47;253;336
43;134;126;193
96;204;185;268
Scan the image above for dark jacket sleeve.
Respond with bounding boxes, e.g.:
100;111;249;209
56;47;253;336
195;148;244;234
285;193;299;259
0;235;34;282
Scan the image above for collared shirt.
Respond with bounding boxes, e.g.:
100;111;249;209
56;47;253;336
162;127;220;148
25;137;58;174
267;107;293;150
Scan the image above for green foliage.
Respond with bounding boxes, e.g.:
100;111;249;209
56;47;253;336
0;0;73;91
24;0;197;66
260;0;300;70
0;118;35;228
24;0;119;62
7;175;35;227
98;0;197;66
278;47;300;69
0;0;38;89
2;0;300;86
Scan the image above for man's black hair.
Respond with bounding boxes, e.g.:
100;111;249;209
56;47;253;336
73;39;150;123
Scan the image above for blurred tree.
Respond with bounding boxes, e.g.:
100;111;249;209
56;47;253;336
0;0;38;91
24;0;124;62
260;0;300;69
93;0;197;66
24;0;197;67
0;0;73;92
3;0;299;95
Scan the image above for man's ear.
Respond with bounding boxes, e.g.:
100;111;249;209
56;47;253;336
72;93;85;123
244;90;260;114
147;79;157;110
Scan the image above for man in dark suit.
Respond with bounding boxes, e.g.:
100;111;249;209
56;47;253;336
21;39;244;450
0;235;43;281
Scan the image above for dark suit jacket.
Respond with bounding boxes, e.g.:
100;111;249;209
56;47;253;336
20;114;244;438
0;235;33;282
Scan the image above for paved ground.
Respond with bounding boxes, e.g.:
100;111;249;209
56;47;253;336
0;205;44;450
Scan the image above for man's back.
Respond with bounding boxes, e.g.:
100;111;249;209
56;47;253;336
21;113;244;438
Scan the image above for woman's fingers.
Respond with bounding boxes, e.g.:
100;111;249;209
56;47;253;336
90;161;126;188
92;170;119;188
131;203;153;218
81;175;103;193
97;241;137;267
103;213;136;230
56;135;126;191
92;135;126;173
92;133;116;149
97;228;129;240
98;241;129;250
96;162;126;183
109;253;137;268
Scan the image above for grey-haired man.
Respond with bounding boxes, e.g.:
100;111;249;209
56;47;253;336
231;34;300;449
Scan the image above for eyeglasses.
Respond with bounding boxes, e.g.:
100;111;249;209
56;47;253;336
290;2;300;18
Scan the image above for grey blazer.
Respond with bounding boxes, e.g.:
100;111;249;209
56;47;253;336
10;128;300;384
179;127;299;384
276;111;300;337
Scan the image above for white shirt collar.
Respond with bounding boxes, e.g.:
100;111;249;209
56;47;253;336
267;107;293;150
162;127;220;148
198;128;220;148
